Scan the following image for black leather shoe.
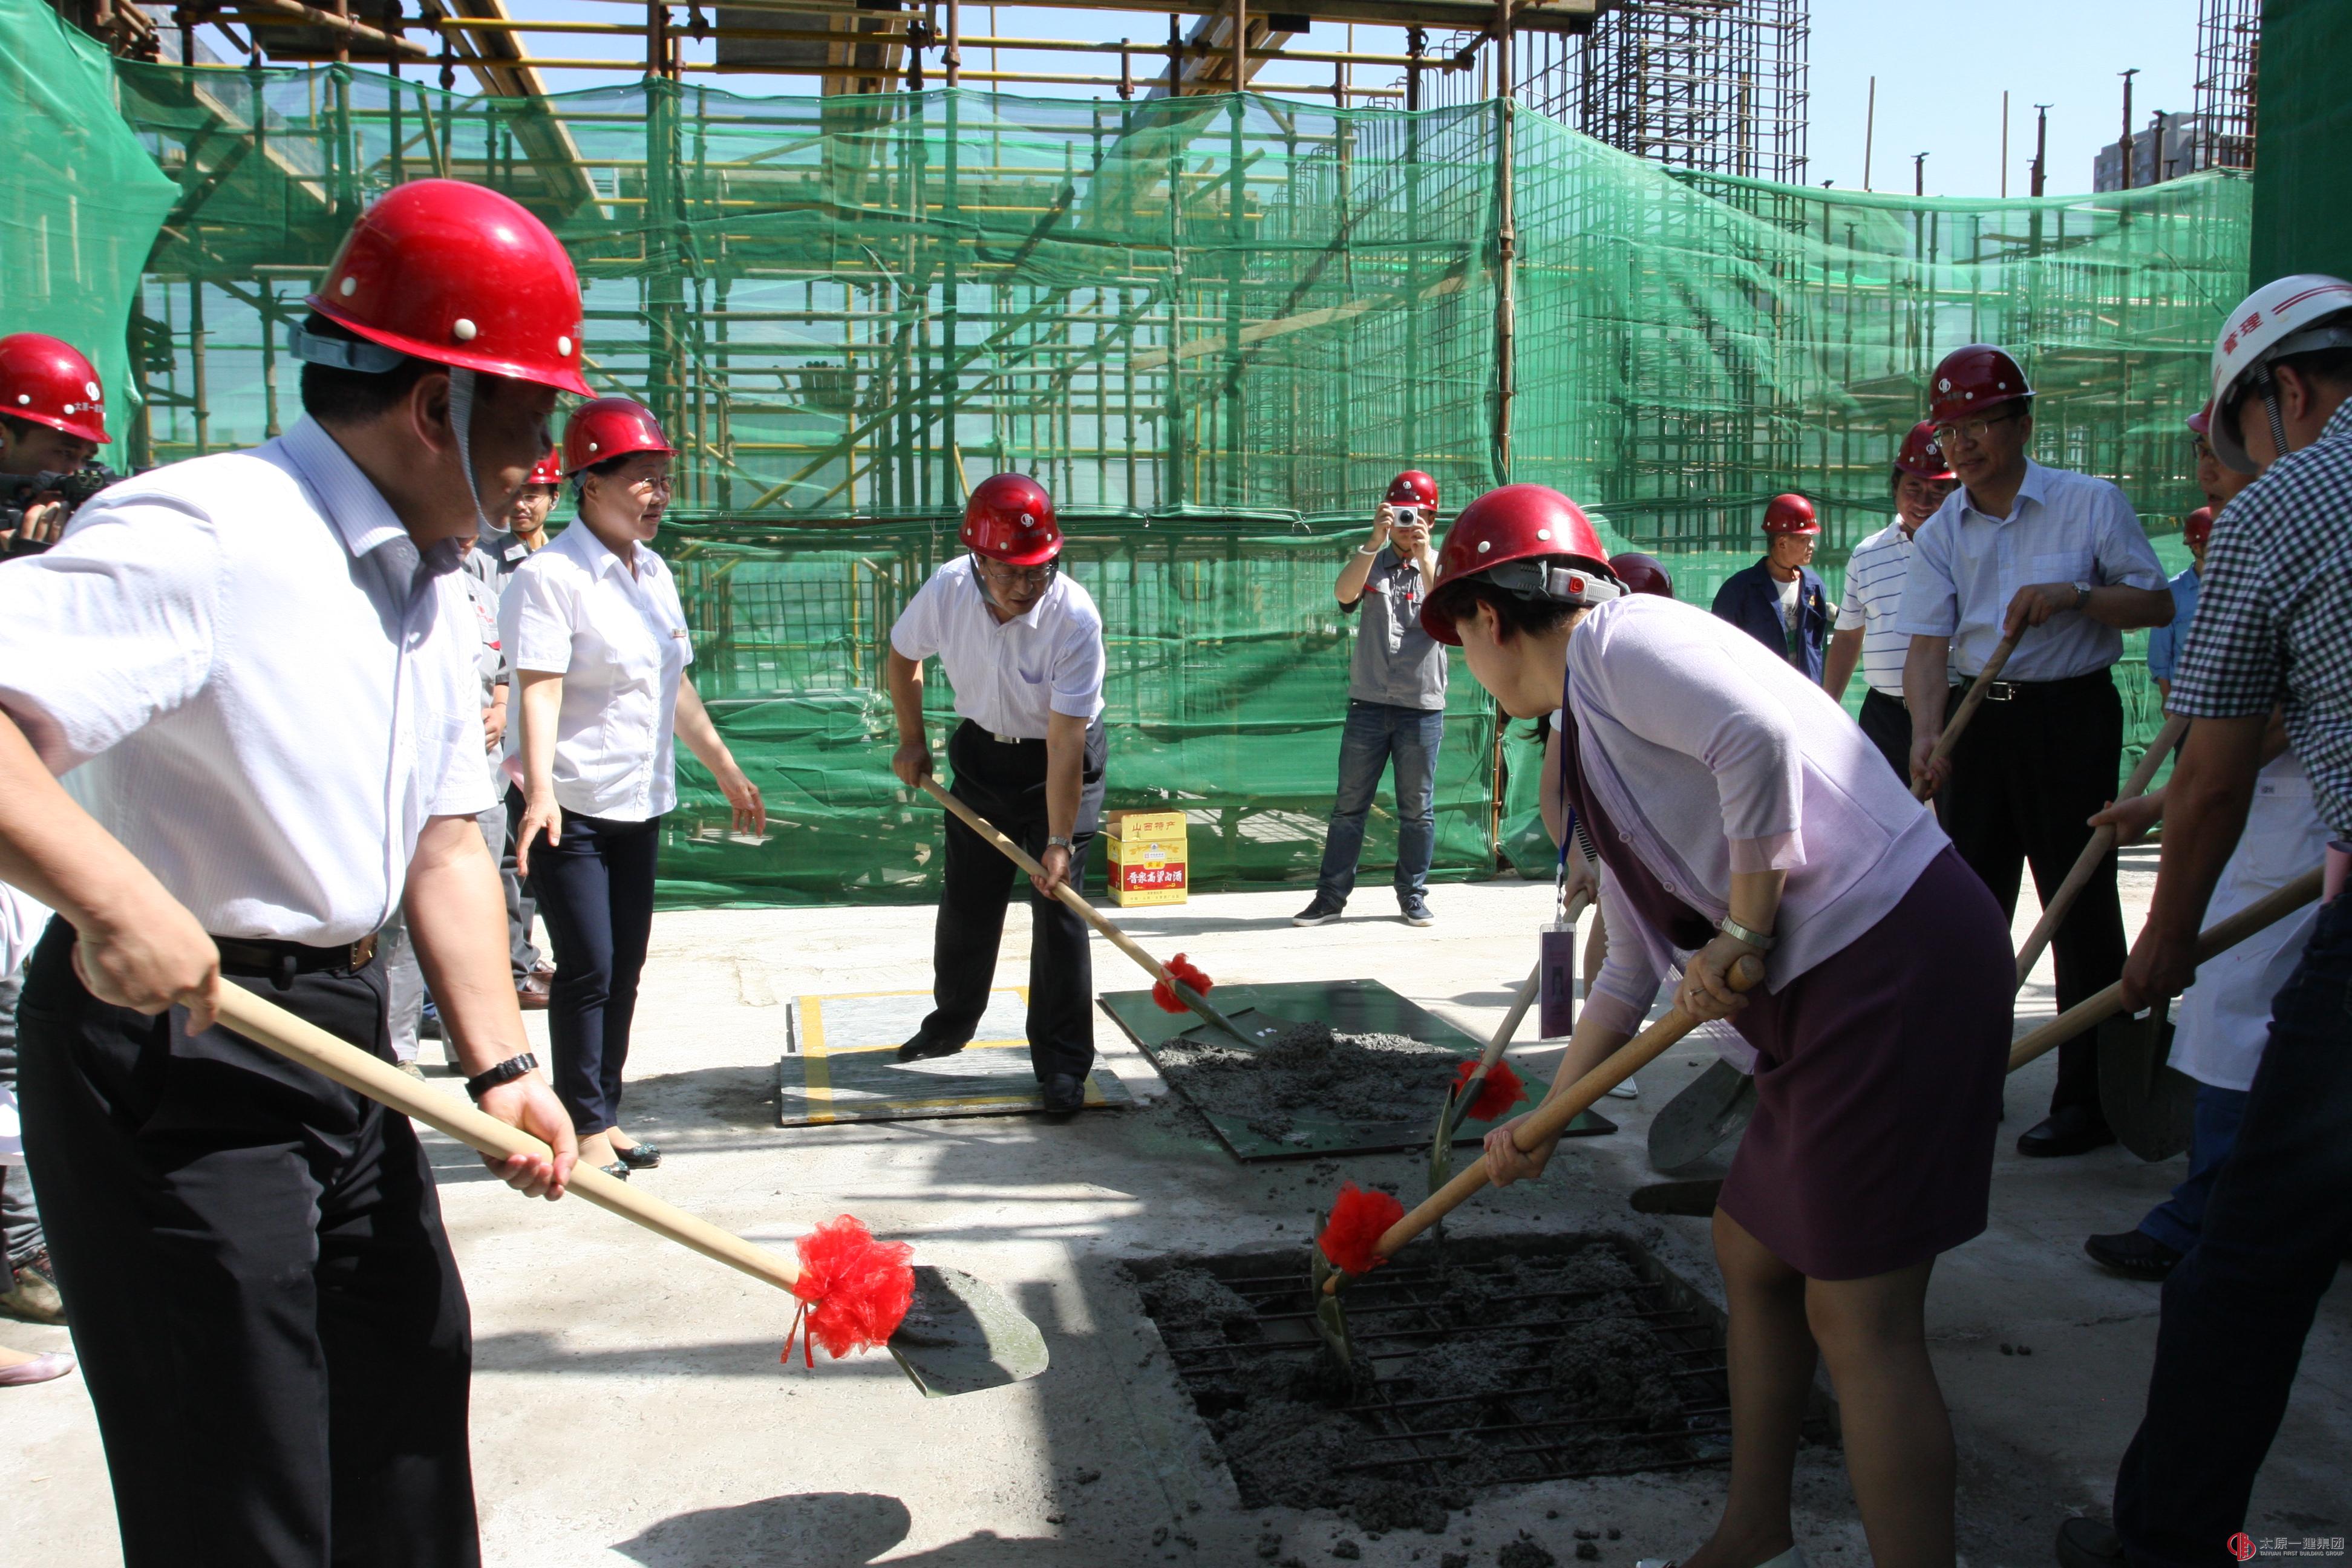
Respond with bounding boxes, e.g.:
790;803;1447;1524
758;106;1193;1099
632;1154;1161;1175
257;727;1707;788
2055;1517;2125;1568
615;1142;662;1170
2017;1105;2118;1158
897;1034;966;1063
2085;1229;2183;1281
1040;1073;1088;1115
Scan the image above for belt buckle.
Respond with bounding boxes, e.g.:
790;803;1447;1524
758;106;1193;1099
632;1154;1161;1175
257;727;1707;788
1985;681;2016;702
991;731;1020;745
350;933;379;969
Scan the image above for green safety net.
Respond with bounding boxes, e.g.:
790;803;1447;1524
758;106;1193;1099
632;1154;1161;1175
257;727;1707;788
85;59;2250;903
0;0;177;471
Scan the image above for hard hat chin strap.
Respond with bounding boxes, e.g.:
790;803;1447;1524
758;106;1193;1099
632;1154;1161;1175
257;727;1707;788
446;366;495;535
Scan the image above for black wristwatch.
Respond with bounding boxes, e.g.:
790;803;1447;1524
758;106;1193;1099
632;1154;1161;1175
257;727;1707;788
465;1053;540;1103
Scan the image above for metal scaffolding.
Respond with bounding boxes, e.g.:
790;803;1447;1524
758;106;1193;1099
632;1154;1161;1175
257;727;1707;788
1515;0;1809;183
2192;0;2259;173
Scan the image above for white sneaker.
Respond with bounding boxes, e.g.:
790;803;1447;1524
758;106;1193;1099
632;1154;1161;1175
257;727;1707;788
1607;1077;1640;1100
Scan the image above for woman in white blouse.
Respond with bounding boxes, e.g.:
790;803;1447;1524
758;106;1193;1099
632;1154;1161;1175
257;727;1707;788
1426;486;2011;1568
501;398;763;1180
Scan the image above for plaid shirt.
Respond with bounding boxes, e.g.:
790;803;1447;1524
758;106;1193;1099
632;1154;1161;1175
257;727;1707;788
2171;397;2352;835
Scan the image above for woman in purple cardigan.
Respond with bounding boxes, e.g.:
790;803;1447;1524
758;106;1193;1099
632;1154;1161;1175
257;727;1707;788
1423;485;2011;1568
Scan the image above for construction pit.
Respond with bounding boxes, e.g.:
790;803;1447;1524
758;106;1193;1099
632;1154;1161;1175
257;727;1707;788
8;862;2351;1565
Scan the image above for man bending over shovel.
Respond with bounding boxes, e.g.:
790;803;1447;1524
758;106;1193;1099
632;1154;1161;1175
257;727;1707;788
887;474;1109;1117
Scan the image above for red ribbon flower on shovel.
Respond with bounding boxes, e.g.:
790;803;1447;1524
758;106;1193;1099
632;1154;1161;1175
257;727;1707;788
1449;1058;1527;1123
1316;1181;1407;1276
782;1216;916;1368
1151;953;1215;1014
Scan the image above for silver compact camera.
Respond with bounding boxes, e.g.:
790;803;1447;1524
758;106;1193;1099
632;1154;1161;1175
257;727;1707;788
1392;506;1420;528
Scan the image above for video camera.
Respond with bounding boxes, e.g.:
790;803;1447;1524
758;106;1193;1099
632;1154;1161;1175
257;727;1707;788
1;463;122;555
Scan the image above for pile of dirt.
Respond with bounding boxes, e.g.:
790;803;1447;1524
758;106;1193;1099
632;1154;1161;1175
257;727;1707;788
1149;1021;1484;1138
1135;1249;1700;1534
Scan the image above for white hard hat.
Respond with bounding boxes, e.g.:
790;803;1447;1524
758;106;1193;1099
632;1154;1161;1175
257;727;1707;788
2210;273;2352;472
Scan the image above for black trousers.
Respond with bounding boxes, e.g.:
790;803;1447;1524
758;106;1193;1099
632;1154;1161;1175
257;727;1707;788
1857;686;1913;786
514;787;661;1137
2112;893;2352;1564
16;923;477;1568
1939;670;2126;1117
919;717;1107;1082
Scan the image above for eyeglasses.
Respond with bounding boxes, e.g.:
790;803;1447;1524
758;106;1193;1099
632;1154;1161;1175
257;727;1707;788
622;471;674;495
2190;435;2215;462
974;556;1058;589
1932;410;2019;447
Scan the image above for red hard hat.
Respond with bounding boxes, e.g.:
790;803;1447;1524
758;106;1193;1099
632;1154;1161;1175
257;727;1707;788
961;472;1061;567
526;446;565;487
563;397;674;474
1421;484;1616;646
1928;344;2033;425
2186;400;2213;438
1607;551;1674;599
0;333;108;445
1386;469;1439;509
2183;506;2215;552
305;179;592;396
1893;420;1956;480
1762;494;1818;535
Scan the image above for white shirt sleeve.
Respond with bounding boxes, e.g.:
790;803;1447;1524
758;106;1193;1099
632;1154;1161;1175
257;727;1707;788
0;883;53;979
1893;515;1960;638
1050;606;1108;721
889;572;945;662
501;556;577;676
0;497;221;774
1582;874;1665;1038
1835;550;1867;631
2094;485;2171;593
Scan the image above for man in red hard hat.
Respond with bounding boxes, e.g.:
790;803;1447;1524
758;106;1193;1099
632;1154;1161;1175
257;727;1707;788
0;332;117;555
887;474;1108;1116
1712;494;1832;682
1825;423;1960;782
1895;343;2174;1159
0;178;583;1565
1296;470;1451;929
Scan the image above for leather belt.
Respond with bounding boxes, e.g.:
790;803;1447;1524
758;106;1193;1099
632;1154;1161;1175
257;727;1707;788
214;932;382;991
988;731;1043;745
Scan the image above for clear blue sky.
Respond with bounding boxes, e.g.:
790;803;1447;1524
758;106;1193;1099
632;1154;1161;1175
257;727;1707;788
227;0;2208;200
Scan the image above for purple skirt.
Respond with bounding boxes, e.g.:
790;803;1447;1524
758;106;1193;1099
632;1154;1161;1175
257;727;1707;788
1718;846;2012;1281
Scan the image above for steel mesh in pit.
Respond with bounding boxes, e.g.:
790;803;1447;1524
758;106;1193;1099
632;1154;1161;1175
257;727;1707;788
1136;1236;1818;1506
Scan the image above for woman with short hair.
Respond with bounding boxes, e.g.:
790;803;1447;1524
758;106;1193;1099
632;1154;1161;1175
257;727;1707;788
1428;485;2010;1568
502;398;763;1180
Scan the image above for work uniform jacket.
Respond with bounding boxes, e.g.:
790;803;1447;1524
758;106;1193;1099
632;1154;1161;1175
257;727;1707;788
1713;558;1832;684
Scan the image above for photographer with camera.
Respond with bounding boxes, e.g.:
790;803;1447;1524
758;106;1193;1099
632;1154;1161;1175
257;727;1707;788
1295;471;1449;929
0;334;116;557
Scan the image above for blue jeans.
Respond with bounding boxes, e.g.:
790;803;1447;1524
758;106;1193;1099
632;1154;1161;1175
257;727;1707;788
2112;893;2352;1566
2135;1083;2250;1255
1313;701;1445;906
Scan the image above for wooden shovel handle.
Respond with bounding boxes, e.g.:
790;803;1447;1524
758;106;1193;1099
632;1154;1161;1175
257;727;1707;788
916;776;1240;1028
214;983;803;1289
1913;632;2021;801
1367;953;1766;1264
2013;714;2189;987
2006;867;2323;1073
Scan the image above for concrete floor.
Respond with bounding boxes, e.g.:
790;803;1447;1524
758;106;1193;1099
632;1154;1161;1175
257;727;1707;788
8;848;2351;1565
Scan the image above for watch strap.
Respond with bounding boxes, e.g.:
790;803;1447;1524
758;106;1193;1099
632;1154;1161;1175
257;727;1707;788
465;1051;540;1103
1716;915;1776;952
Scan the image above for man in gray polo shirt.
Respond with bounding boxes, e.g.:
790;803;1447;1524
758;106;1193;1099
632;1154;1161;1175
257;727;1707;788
1296;471;1449;929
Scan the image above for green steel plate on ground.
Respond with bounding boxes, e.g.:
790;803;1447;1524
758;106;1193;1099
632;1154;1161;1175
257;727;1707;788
1100;978;1613;1162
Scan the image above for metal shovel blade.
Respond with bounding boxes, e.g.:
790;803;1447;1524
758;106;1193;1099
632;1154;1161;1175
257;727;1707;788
1647;1057;1758;1172
885;1264;1050;1398
1307;1241;1354;1373
2098;1009;2195;1164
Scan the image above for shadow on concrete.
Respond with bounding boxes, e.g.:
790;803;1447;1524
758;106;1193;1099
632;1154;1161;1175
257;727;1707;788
1092;912;1319;937
614;1495;1084;1567
472;1328;921;1382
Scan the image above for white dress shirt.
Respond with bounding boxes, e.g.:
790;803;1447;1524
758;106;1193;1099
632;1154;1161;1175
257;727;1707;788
0;417;495;944
888;557;1106;738
498;520;693;822
1894;459;2169;682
